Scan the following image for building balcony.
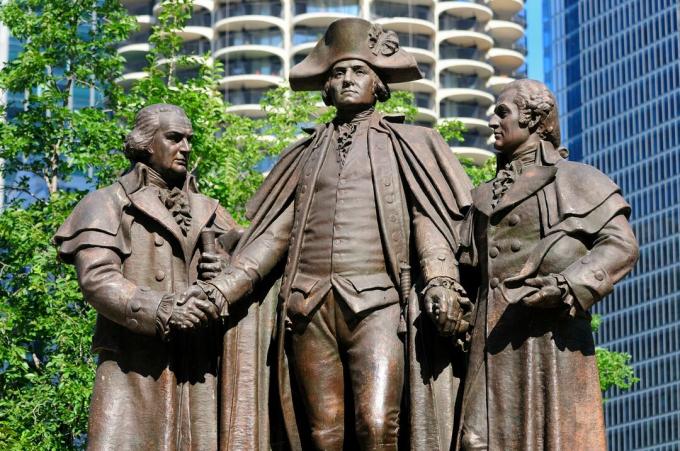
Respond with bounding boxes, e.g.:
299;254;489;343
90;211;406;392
494;11;527;27
486;70;524;93
436;1;492;22
439;14;486;32
486;43;526;70
215;28;283;52
293;0;361;16
122;52;150;74
174;24;213;41
219;55;284;88
292;25;327;47
451;145;494;165
123;0;155;16
176;38;212;57
485;19;524;42
371;1;434;22
224;87;270;116
485;0;523;16
439;72;489;90
439;100;489;120
214;1;283;22
389;77;437;95
373;18;436;36
438;28;493;50
438;86;494;108
184;10;211;27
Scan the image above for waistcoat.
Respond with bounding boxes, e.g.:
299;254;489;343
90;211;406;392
290;119;396;318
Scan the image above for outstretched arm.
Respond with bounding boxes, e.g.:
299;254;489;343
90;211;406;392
204;201;295;313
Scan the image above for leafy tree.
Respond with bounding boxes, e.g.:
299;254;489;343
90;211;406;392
0;0;135;448
591;314;639;394
0;0;636;447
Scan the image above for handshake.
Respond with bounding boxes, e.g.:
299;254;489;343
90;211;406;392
422;277;473;342
165;251;228;332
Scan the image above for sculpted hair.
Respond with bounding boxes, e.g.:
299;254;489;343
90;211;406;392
505;79;561;148
321;64;391;106
124;104;187;163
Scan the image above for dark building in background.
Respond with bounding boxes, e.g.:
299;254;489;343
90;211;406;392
543;1;680;449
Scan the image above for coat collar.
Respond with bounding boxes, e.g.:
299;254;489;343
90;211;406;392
472;141;561;217
118;163;218;258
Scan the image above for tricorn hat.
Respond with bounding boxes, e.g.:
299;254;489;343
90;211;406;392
289;18;423;91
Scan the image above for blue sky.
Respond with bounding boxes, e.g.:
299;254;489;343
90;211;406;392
525;0;543;80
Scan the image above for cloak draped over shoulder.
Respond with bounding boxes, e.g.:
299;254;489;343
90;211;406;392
218;115;473;450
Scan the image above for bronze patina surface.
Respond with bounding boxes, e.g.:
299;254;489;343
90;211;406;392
55;104;239;450
456;80;639;451
206;18;474;450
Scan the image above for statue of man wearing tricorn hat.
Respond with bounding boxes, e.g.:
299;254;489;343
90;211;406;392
201;18;474;450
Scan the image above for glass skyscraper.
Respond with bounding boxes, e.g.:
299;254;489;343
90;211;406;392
543;1;680;449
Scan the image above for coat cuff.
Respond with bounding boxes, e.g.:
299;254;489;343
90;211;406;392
125;286;167;336
420;249;459;282
561;257;614;311
206;267;254;315
155;293;175;340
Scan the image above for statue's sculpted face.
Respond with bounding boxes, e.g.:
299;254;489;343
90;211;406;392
488;88;531;155
327;59;378;111
148;111;193;184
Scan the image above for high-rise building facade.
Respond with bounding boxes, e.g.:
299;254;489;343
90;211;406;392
119;0;528;165
544;1;680;449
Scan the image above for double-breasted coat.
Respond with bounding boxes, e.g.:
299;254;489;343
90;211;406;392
457;141;639;450
55;163;237;450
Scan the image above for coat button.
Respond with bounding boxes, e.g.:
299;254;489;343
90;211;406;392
582;256;591;264
383;177;391;186
508;214;520;226
391;231;400;241
154;235;164;246
301;185;307;193
128;319;139;330
489;247;499;258
390;214;398;223
511;240;521;252
131;302;141;312
155;270;165;281
386;194;394;203
490;277;499;288
594;270;605;281
334;239;341;246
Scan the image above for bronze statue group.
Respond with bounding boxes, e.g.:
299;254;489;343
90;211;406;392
55;18;638;451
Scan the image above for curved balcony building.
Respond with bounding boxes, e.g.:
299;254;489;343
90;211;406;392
119;0;526;164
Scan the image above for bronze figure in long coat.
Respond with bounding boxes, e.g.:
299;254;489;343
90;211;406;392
456;80;639;450
55;105;238;450
204;19;473;450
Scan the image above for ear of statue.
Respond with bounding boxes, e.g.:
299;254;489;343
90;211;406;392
528;112;542;134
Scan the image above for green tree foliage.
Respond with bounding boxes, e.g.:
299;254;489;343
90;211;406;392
0;0;135;448
0;0;636;447
591;314;639;394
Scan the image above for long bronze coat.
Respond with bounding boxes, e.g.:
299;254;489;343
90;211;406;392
55;163;236;450
214;113;473;450
457;141;639;450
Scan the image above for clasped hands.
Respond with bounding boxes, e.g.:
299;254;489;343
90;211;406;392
167;252;224;331
423;278;471;337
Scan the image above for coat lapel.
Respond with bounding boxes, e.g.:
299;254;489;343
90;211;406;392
471;182;494;217
186;193;219;257
128;186;187;254
492;165;557;215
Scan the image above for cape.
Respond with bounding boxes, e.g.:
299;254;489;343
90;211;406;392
218;114;473;450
